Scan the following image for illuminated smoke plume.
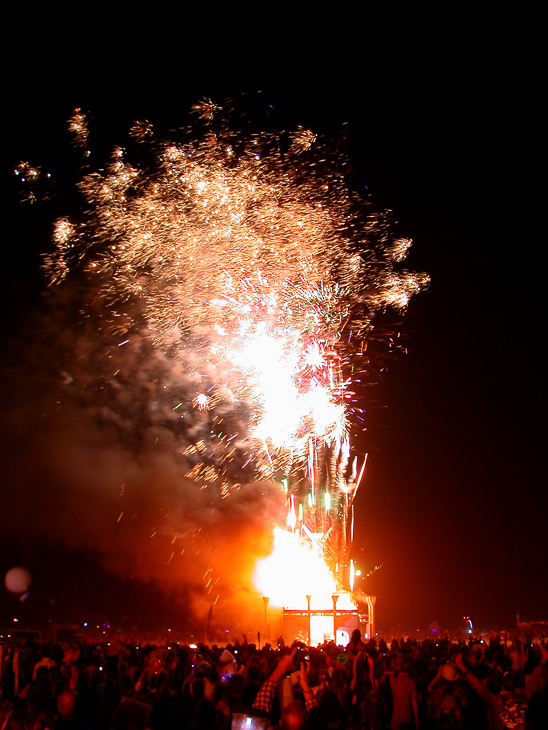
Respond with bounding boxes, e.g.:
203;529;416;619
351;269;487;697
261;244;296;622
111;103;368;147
6;98;428;631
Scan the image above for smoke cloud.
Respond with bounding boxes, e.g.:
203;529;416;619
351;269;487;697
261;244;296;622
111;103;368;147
1;287;286;631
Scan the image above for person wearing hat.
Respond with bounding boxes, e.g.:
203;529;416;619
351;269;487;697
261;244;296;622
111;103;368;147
379;653;419;730
218;649;244;679
426;661;469;729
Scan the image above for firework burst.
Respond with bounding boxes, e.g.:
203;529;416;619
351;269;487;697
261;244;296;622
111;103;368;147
35;100;427;500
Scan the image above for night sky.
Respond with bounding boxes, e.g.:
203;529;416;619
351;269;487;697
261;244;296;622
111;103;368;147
1;31;545;637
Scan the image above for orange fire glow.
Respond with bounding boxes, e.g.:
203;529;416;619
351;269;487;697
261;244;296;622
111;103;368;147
253;527;355;611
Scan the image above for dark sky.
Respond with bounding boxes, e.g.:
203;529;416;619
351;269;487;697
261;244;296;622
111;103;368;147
1;31;545;638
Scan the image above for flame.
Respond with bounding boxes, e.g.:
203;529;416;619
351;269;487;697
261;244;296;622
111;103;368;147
253;527;358;644
253;527;339;609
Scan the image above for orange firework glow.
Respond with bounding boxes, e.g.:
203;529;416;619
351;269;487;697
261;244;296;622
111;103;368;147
253;527;359;644
17;98;428;630
253;528;339;609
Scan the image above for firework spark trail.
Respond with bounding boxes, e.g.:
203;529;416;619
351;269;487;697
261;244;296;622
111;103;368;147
9;99;428;625
41;101;428;494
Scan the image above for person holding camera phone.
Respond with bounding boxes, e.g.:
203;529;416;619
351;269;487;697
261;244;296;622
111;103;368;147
252;647;317;728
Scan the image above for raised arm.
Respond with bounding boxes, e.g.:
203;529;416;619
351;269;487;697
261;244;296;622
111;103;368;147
298;659;318;711
253;648;297;717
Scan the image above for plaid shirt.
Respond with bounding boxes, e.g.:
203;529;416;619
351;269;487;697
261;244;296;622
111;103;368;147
253;678;277;716
252;678;318;717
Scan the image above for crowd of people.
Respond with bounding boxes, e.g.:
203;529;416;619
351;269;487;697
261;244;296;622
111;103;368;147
0;629;546;729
